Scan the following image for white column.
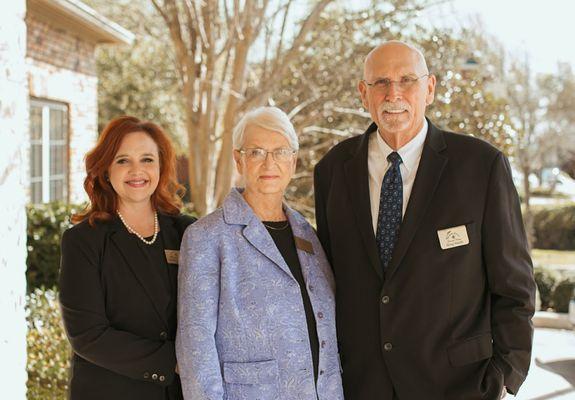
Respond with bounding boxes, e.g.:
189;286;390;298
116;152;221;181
0;0;29;398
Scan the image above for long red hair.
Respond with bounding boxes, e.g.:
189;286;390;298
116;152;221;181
73;116;185;226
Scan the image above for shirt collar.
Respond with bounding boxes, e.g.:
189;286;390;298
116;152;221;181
375;119;428;174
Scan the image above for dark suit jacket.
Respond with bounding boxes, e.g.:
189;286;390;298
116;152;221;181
59;213;195;400
314;120;536;400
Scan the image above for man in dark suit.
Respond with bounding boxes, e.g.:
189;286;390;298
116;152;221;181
314;40;536;399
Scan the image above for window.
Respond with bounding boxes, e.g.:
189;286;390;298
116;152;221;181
30;99;69;203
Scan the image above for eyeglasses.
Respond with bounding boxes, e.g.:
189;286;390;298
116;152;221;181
363;74;429;91
238;147;296;163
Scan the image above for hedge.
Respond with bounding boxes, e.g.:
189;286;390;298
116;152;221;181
26;203;83;290
533;267;559;310
533;266;575;312
27;287;70;399
532;205;575;250
552;279;575;313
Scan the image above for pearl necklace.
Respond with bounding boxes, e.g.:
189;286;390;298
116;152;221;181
117;210;158;245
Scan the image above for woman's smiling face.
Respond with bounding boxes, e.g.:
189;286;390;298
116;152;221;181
108;131;160;209
234;125;297;197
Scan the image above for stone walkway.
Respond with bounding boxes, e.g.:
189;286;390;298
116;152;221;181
517;328;575;399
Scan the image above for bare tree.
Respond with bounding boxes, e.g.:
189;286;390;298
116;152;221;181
150;0;333;215
505;57;544;246
539;63;575;179
270;5;512;218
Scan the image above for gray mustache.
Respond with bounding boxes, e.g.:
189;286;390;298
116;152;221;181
380;103;410;112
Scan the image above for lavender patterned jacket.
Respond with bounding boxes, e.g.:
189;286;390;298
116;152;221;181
176;188;344;400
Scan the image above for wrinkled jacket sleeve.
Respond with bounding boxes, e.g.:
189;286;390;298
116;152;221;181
177;223;224;400
483;152;536;394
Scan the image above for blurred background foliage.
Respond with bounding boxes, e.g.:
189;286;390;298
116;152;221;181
26;203;77;398
83;0;575;219
84;0;185;148
27;288;70;399
27;0;575;396
26;203;83;291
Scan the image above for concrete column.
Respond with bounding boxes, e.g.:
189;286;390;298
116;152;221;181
0;0;29;398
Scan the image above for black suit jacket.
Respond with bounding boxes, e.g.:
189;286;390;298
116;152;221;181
314;120;536;400
59;213;195;400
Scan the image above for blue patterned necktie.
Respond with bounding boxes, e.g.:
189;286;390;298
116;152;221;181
376;152;403;271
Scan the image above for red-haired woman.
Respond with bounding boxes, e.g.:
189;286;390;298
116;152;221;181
59;116;195;400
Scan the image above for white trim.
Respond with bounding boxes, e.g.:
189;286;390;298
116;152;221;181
28;0;134;45
41;106;50;203
30;99;69;203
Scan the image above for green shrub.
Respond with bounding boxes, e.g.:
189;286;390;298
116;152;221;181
552;279;575;313
26;203;84;290
27;287;70;399
532;205;575;250
533;267;559;310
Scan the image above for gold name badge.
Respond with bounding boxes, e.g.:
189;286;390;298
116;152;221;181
164;249;180;265
294;236;314;254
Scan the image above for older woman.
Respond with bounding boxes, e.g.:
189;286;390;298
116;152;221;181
59;116;195;400
176;107;344;400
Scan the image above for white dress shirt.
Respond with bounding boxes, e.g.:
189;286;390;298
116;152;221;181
368;119;428;234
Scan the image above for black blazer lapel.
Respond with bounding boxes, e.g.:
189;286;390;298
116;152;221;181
159;214;180;253
344;123;384;280
110;217;170;329
385;121;448;281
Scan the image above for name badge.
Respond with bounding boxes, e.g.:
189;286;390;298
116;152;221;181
164;249;179;265
437;225;469;250
294;236;314;254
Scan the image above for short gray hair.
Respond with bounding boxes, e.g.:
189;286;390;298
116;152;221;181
232;106;299;151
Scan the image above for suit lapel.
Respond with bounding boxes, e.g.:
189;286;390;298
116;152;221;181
223;188;295;280
159;214;180;252
343;123;384;280
385;122;448;281
110;217;170;328
242;220;295;279
286;208;318;287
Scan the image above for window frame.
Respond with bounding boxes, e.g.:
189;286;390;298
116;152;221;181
29;98;70;204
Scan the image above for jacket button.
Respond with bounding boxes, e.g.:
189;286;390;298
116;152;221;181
382;296;390;304
143;372;150;379
152;373;158;380
321;340;326;348
159;375;165;382
384;342;393;351
319;370;324;375
160;331;167;339
317;312;324;319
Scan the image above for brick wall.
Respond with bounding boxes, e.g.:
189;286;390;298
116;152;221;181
25;11;101;204
27;58;98;204
26;13;97;76
0;0;29;398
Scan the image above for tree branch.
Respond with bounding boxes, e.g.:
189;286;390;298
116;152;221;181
301;125;353;137
241;0;334;111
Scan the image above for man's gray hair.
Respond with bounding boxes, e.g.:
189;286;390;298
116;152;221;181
233;106;299;151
